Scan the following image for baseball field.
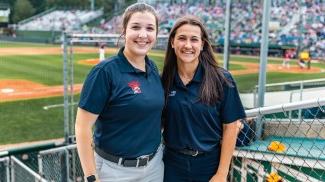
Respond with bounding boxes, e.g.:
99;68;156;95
1;41;325;146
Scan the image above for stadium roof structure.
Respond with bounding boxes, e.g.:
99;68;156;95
0;3;9;9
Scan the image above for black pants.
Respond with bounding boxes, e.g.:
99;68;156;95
163;147;221;182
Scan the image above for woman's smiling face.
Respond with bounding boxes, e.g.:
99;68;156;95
171;24;203;65
124;11;157;58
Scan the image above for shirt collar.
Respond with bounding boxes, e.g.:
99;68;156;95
192;63;204;83
174;62;204;86
117;47;152;74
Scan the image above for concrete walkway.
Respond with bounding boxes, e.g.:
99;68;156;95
240;87;325;108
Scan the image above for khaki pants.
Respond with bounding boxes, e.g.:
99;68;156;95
95;145;164;182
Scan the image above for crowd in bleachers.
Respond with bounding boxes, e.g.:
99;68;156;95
97;1;324;59
17;1;325;59
18;9;102;31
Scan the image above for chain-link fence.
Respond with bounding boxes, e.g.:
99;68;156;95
0;157;10;182
10;156;47;182
231;98;325;182
38;144;83;182
14;150;41;173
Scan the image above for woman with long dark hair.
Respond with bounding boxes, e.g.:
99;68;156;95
161;15;246;182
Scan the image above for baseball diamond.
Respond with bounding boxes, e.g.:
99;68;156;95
1;0;325;181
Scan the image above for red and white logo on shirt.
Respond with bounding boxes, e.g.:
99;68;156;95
128;80;142;94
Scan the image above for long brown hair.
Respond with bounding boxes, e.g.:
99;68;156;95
161;15;230;105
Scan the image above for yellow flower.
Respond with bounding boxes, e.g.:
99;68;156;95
267;141;286;153
266;172;283;182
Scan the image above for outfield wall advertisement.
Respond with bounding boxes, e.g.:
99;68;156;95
0;8;10;27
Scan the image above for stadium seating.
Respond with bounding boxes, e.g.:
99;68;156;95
97;1;324;59
18;9;103;31
16;1;325;59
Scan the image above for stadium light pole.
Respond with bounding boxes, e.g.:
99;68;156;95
258;0;271;107
297;1;303;56
90;0;95;11
223;0;231;70
256;0;271;139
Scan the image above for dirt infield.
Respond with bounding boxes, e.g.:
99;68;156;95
0;79;82;102
0;46;116;102
78;58;100;65
230;61;323;75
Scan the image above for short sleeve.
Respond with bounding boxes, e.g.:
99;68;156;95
78;66;111;114
220;73;246;124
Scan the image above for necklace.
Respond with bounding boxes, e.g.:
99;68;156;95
179;73;194;85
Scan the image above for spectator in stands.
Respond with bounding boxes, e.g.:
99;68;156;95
92;1;325;59
161;15;247;182
75;3;164;182
16;1;324;59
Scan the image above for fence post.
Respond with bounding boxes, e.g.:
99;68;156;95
253;86;257;108
223;0;231;70
63;31;69;144
5;157;10;182
68;41;76;144
65;148;70;182
10;158;14;182
298;82;303;120
38;154;43;180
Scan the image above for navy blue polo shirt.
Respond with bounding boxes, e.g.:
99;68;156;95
163;64;246;152
79;47;164;158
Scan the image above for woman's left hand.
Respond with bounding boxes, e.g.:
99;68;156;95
209;173;227;182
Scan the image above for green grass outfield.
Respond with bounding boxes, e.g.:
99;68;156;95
0;96;64;144
0;41;57;48
0;42;325;145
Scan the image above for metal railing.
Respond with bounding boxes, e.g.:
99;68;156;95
10;156;47;182
247;98;325;117
38;144;83;182
231;98;325;182
253;78;325;108
0;157;10;182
